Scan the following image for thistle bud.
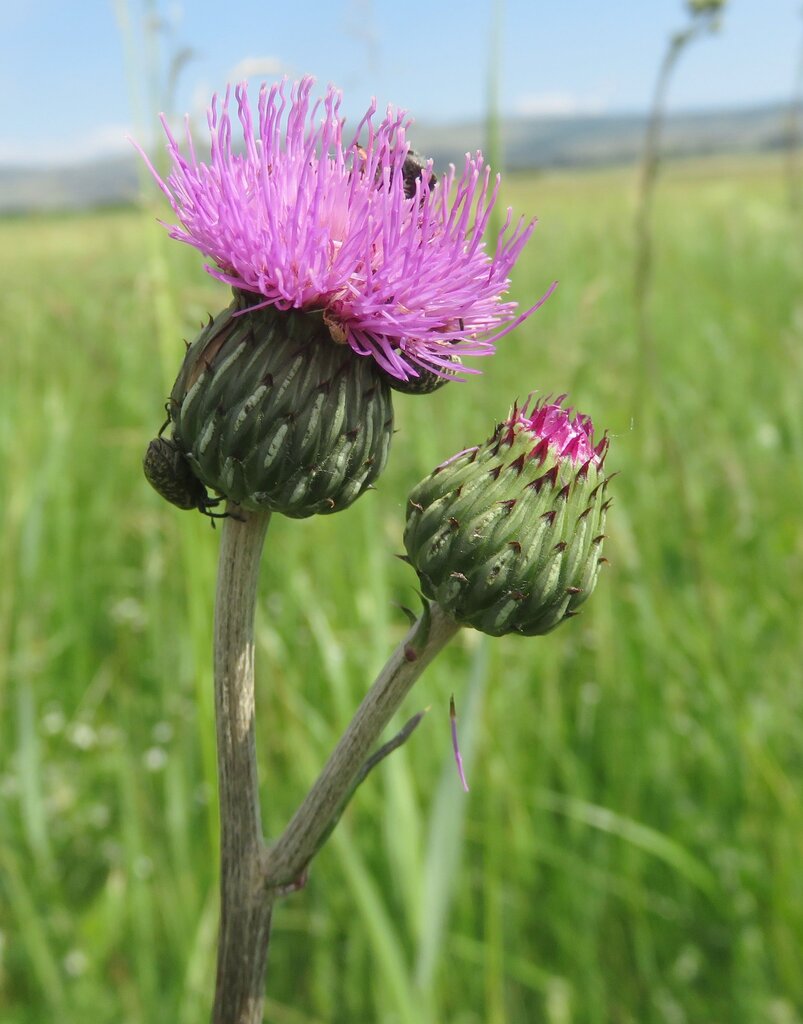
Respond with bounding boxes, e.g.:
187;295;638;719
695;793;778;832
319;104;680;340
403;397;612;636
165;292;394;518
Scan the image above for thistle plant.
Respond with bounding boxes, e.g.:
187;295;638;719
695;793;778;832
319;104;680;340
137;76;601;1024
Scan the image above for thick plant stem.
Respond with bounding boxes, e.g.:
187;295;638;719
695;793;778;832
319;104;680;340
212;506;272;1024
264;603;461;887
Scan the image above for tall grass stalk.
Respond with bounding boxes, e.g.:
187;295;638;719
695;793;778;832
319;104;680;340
786;12;803;212
633;3;724;425
485;0;505;244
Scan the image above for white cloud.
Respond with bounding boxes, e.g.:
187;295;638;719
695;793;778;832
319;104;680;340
514;90;610;119
228;56;289;82
188;58;293;127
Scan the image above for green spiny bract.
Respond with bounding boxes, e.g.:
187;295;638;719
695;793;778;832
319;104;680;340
166;292;394;518
403;399;612;637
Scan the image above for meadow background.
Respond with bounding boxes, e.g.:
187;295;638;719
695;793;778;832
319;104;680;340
2;4;803;1023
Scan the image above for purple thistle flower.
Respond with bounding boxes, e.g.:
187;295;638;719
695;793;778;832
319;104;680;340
135;76;554;382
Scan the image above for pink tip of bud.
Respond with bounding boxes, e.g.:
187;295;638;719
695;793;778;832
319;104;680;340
511;395;600;466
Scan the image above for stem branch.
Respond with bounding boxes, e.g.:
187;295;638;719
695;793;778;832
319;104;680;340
264;603;460;887
209;504;459;1020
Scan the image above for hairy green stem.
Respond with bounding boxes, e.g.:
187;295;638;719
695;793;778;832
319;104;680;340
212;506;272;1024
264;603;461;887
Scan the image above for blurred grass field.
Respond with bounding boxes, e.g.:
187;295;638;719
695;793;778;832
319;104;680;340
1;152;802;1024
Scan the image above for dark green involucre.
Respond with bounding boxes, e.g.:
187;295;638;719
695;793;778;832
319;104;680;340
404;417;612;637
159;292;394;518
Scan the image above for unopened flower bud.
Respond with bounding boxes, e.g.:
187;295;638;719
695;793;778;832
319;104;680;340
404;397;612;636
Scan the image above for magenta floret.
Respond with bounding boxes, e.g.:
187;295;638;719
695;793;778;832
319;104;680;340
513;396;606;465
136;76;553;382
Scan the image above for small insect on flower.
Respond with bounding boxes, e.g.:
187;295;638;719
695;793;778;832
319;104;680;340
143;436;226;519
399;149;437;200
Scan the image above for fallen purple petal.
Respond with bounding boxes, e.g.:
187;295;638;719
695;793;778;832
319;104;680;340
450;694;470;793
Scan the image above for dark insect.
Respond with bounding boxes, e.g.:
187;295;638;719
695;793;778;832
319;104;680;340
384;351;463;395
401;149;437;200
143;436;226;519
356;144;436;200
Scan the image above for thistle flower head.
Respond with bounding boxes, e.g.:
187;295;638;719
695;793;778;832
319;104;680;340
404;396;612;637
137;76;551;383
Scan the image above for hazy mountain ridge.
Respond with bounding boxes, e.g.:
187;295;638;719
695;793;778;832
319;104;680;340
412;102;791;170
0;103;792;213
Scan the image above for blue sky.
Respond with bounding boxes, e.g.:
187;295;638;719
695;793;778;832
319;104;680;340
1;0;801;164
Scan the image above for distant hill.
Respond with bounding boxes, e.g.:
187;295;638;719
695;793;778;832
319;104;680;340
0;102;793;214
412;102;792;171
0;157;140;214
